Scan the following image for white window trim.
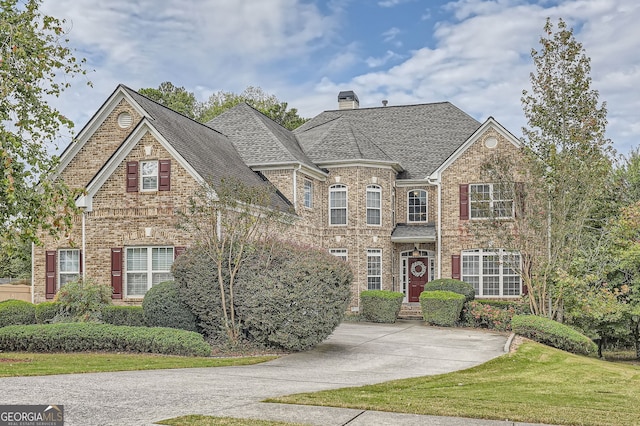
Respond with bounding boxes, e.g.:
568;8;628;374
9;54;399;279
329;248;348;261
329;184;348;226
140;160;159;192
366;185;382;226
407;189;428;223
125;246;174;297
58;248;80;287
461;248;522;297
469;183;514;220
303;179;313;209
367;248;382;290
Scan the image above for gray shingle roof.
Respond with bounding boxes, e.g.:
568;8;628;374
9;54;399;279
295;102;481;179
121;86;292;211
390;223;436;242
205;103;323;173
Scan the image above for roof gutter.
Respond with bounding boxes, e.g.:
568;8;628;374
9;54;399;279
428;172;442;279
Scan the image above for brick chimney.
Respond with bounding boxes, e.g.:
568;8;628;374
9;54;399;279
338;91;359;110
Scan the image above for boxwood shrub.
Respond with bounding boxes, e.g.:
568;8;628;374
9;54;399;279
511;314;598;356
360;290;404;323
102;305;146;327
0;323;211;356
424;279;475;302
420;290;465;326
35;302;62;324
0;300;36;327
142;281;198;332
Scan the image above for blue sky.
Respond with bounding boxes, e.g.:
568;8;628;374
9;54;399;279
42;0;639;155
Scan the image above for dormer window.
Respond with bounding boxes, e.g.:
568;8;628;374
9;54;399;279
141;160;158;191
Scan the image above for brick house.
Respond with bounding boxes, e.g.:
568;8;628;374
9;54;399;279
33;85;524;310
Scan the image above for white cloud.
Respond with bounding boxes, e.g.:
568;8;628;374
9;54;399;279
382;27;402;43
365;50;402;68
378;0;413;7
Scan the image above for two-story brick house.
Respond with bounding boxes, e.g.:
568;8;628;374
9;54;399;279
33;85;524;310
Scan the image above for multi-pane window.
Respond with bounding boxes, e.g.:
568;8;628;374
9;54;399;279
126;247;174;297
329;248;348;261
329;184;347;225
367;249;382;290
140;160;158;191
462;249;521;297
58;249;80;286
366;185;381;225
408;189;427;222
469;183;513;219
303;179;313;208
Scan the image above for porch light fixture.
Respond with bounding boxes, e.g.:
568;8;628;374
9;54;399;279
412;244;420;257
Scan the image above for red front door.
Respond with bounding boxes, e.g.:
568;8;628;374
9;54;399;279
408;257;429;302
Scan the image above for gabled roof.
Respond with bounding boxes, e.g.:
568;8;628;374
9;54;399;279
206;103;324;175
430;116;522;180
75;85;292;212
295;102;482;179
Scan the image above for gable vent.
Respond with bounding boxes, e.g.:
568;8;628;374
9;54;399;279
117;112;133;129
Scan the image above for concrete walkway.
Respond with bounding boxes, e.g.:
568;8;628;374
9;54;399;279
1;321;548;425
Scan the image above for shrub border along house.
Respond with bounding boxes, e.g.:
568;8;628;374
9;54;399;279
420;290;466;327
0;299;36;327
360;290;404;323
0;323;211;357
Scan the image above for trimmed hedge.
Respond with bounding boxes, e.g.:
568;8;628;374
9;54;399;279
0;323;211;356
511;314;598;357
473;299;529;314
420;291;465;326
0;300;36;327
142;281;198;332
35;302;62;324
360;290;404;323
424;279;475;302
102;306;146;327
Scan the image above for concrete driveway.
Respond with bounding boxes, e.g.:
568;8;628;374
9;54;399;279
1;321;536;425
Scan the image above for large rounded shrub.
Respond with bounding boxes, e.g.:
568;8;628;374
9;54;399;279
0;300;36;327
142;281;198;332
420;291;465;326
54;279;112;322
424;278;475;302
172;249;228;339
234;242;352;351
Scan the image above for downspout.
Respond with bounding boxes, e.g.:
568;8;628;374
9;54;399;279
216;211;222;240
82;210;86;279
30;242;35;304
428;173;442;279
293;164;301;210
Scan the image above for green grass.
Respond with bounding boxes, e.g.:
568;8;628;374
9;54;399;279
0;352;277;377
157;415;306;425
268;342;640;426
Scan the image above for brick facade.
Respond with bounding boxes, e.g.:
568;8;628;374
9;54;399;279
33;87;524;309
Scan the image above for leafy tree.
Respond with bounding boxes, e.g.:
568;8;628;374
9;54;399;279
138;83;308;130
0;237;30;279
1;0;89;248
176;177;294;344
139;81;198;119
199;86;308;129
474;18;614;318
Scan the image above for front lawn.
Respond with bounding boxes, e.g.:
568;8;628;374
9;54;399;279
0;352;277;377
268;341;640;426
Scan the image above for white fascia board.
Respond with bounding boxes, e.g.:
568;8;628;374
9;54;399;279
431;117;522;182
76;119;204;211
56;86;147;180
395;179;434;187
390;235;437;243
317;159;404;172
249;162;328;180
